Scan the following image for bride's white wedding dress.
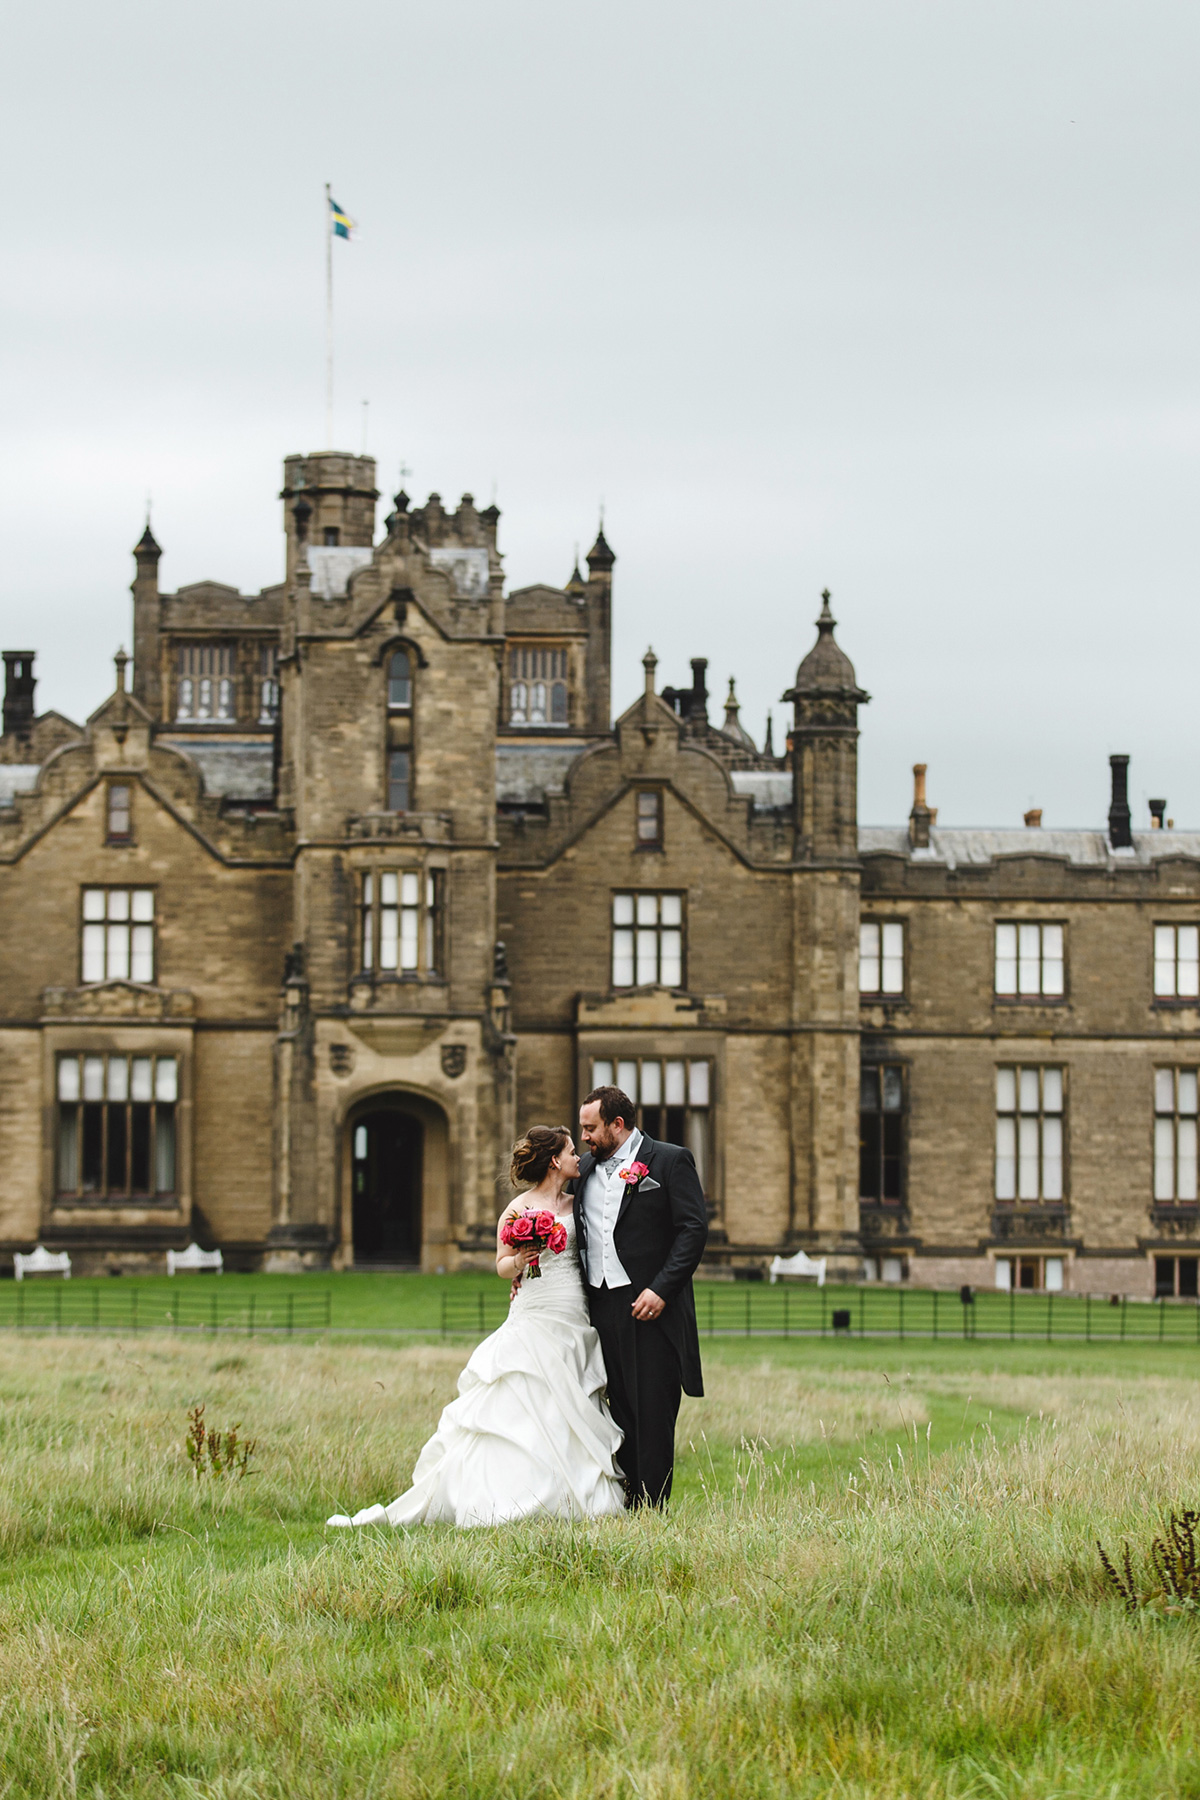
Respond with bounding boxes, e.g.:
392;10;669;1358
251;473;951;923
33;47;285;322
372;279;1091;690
327;1215;627;1528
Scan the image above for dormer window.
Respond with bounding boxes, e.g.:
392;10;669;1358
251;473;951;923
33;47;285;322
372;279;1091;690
508;646;569;727
388;649;413;711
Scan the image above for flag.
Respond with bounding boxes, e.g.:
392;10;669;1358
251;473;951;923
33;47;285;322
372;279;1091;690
329;197;355;240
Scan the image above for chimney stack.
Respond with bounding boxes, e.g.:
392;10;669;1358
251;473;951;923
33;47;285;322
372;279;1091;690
909;762;936;849
1149;798;1167;830
2;652;36;740
1108;755;1133;848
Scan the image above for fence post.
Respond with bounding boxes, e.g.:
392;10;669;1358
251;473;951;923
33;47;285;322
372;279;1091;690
479;1290;485;1335
55;1286;62;1334
287;1293;294;1337
708;1288;714;1338
249;1293;256;1339
1086;1292;1091;1343
17;1285;24;1330
745;1287;751;1338
1009;1287;1015;1342
933;1289;939;1341
784;1289;790;1340
325;1290;332;1329
859;1287;865;1338
1121;1295;1127;1341
1160;1298;1166;1342
821;1287;827;1339
211;1289;218;1335
132;1289;138;1336
92;1288;99;1330
441;1291;448;1341
1046;1291;1053;1343
899;1288;905;1342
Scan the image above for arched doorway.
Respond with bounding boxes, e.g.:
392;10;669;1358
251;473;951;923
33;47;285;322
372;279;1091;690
351;1109;423;1265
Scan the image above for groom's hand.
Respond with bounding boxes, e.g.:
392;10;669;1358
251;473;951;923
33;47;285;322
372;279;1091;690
631;1288;665;1321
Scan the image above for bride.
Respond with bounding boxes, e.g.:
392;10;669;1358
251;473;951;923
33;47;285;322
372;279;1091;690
327;1126;627;1528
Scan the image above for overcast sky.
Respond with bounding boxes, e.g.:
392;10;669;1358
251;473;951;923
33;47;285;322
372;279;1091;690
4;1;1199;829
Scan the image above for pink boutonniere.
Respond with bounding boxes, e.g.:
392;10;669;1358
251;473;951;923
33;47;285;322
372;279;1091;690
618;1160;650;1186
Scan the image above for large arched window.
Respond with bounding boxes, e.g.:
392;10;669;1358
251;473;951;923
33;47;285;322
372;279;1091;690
388;649;412;711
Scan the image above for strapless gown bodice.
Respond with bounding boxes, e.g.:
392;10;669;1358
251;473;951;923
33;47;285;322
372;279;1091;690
328;1215;626;1528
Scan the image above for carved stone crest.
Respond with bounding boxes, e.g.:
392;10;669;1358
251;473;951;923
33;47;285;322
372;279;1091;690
329;1043;355;1078
441;1044;468;1079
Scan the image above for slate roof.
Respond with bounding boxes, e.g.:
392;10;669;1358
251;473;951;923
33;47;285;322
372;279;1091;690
159;738;275;802
858;826;1200;867
0;766;39;806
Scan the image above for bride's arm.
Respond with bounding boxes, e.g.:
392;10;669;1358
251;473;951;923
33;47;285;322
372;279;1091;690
496;1204;536;1281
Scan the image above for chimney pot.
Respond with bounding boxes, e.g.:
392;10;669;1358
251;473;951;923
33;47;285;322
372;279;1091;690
1024;808;1042;829
1149;798;1167;830
1108;754;1133;848
909;762;934;849
2;651;36;739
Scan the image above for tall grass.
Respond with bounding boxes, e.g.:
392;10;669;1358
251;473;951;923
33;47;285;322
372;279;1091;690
0;1333;1198;1796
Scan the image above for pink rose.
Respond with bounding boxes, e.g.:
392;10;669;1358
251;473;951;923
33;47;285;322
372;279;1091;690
534;1211;556;1238
511;1215;535;1241
549;1223;568;1254
619;1161;650;1186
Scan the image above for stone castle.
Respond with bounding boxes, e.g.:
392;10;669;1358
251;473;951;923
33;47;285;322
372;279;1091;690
1;449;1197;1301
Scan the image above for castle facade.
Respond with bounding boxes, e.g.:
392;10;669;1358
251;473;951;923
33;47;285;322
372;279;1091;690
1;451;1196;1300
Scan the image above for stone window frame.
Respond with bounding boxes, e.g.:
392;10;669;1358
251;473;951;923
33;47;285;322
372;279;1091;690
610;891;686;990
994;1064;1066;1203
1153;923;1200;1005
993;919;1067;1002
80;886;156;986
1153;1066;1198;1204
859;918;905;998
993;1253;1065;1293
859;1060;905;1204
54;1048;179;1204
106;781;133;846
1154;1254;1200;1299
507;643;570;729
378;635;421;813
634;788;663;852
358;865;445;980
174;641;238;725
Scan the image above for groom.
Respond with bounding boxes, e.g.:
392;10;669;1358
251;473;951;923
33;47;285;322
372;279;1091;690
575;1084;708;1507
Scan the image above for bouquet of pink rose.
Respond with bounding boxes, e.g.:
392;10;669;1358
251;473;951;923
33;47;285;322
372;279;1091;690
500;1206;569;1279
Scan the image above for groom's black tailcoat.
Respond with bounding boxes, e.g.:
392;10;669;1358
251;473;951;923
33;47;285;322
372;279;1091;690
573;1134;708;1504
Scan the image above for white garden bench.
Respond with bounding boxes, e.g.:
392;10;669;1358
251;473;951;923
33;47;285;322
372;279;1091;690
768;1250;827;1287
166;1243;224;1276
14;1245;71;1281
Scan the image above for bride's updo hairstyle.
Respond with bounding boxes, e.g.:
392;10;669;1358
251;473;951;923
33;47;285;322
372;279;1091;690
510;1125;571;1190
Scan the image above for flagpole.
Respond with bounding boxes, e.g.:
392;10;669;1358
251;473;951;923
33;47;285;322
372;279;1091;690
324;182;334;448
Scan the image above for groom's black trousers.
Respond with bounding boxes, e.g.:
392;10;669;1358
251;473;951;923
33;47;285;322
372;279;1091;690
588;1282;682;1507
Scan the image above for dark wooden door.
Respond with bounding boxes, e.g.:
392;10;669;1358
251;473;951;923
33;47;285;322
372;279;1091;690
351;1110;423;1264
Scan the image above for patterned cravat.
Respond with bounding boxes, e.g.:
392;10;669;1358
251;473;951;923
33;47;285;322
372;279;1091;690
601;1154;620;1177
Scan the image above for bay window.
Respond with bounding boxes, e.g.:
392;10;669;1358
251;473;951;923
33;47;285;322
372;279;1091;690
590;1055;712;1189
56;1052;177;1199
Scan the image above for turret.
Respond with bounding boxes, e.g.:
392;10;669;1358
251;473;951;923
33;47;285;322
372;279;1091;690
782;590;869;859
130;523;162;713
281;452;378;584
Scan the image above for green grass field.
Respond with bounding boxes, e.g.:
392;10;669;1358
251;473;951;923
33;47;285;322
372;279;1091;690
3;1326;1200;1797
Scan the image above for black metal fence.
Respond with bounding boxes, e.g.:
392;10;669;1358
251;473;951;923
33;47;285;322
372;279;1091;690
0;1286;330;1336
440;1283;1200;1345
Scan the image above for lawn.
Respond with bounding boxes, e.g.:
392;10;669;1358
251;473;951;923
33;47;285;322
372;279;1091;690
2;1330;1200;1797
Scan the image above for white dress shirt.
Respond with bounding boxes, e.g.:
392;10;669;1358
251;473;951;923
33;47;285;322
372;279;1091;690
582;1126;643;1289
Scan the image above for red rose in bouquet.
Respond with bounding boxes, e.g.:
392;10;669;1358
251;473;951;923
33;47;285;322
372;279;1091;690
501;1206;570;1279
